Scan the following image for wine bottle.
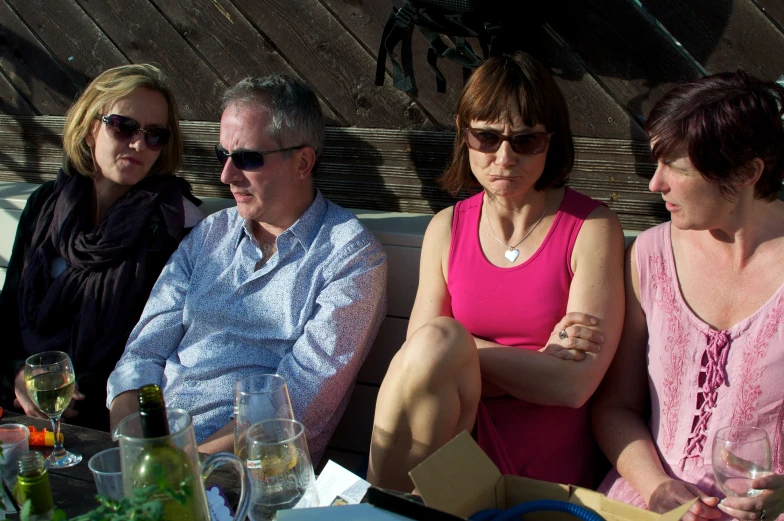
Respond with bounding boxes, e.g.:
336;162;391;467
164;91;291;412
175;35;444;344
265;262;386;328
132;384;208;521
14;451;54;521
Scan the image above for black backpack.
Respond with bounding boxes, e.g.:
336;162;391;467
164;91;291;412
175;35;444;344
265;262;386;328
375;0;510;94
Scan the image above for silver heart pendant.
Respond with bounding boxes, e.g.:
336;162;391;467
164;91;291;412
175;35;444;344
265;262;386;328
504;249;520;263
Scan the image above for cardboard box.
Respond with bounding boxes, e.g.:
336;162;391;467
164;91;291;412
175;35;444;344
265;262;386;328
408;431;695;521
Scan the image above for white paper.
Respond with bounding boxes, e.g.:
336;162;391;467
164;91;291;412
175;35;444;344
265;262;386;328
314;460;371;506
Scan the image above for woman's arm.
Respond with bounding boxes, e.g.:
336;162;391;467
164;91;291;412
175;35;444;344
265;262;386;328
0;182;56;412
592;241;720;520
406;207;455;338
477;205;626;408
592;239;670;497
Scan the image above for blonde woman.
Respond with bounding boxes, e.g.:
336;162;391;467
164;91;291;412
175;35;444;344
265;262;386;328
0;64;203;431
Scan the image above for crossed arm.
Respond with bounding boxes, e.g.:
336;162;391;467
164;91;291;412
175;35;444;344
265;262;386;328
408;203;626;408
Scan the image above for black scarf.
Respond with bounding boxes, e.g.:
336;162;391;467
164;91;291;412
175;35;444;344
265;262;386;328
18;168;191;374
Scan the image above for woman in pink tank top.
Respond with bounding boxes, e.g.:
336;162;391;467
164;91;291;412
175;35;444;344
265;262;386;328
367;52;625;492
593;72;784;521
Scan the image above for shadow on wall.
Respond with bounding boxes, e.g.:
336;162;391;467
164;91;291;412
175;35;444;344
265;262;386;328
392;0;732;195
0;24;91;183
315;129;401;213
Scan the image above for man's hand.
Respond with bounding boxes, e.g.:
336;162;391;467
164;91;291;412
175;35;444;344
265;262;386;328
718;473;784;520
648;478;721;521
109;390;139;432
198;422;235;454
540;312;604;360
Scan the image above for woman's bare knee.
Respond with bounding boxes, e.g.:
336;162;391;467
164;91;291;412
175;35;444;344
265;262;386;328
396;317;477;381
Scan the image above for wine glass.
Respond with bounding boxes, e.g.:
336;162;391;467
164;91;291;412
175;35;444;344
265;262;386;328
712;426;771;497
234;374;294;460
24;351;82;468
246;419;317;521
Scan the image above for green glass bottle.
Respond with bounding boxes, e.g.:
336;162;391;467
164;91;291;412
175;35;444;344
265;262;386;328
132;384;207;521
14;451;54;521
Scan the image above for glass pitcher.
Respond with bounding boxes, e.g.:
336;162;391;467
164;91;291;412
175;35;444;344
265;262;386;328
113;408;250;521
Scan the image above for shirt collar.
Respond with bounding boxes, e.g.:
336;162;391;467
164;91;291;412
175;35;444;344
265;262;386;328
236;190;327;251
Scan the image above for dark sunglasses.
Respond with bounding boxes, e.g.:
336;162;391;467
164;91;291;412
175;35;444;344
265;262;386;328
463;127;554;155
97;114;171;151
215;144;306;171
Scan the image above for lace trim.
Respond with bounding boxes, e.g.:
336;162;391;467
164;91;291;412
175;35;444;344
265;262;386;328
650;253;691;454
729;295;784;431
775;401;784;474
681;331;730;467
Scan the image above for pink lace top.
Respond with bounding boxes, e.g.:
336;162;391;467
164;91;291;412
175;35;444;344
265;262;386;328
600;223;784;519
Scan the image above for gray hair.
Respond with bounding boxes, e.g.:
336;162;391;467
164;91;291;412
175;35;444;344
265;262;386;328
222;74;325;158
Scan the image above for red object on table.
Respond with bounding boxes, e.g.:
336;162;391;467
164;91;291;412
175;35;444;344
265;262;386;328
28;426;63;447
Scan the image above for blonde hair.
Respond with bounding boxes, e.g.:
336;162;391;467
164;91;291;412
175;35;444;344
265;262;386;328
62;64;183;177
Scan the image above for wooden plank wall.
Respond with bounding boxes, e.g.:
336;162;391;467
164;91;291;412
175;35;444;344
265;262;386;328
3;0;782;127
0;114;663;229
0;0;782;225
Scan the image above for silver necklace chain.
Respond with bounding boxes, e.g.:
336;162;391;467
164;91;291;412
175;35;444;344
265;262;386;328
485;191;549;257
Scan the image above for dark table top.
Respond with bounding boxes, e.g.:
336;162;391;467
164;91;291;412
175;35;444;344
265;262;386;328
1;412;115;517
1;412;241;518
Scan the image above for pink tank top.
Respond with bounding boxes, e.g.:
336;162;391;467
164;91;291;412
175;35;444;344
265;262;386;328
448;188;604;487
600;223;784;518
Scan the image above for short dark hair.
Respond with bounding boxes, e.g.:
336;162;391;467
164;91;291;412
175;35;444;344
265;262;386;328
647;71;784;201
438;52;574;195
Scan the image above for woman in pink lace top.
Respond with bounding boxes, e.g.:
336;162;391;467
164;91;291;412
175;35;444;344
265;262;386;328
593;72;784;521
367;52;625;492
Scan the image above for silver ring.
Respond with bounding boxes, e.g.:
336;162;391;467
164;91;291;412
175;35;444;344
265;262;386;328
760;509;766;520
558;329;568;341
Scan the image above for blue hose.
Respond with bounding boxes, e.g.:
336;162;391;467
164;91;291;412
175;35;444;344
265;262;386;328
470;499;606;521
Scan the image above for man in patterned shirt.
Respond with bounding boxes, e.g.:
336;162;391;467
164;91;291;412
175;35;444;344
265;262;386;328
106;75;387;463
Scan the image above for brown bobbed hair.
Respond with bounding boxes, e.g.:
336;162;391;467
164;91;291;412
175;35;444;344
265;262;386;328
438;52;574;195
647;70;784;201
62;64;183;177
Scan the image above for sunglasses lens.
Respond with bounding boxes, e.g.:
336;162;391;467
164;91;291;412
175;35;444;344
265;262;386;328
234;152;265;170
511;133;549;154
215;146;265;170
465;129;502;152
216;146;229;166
105;115;139;138
145;128;170;150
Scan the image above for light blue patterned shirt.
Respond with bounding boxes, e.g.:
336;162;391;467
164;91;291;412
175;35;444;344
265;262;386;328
107;191;387;462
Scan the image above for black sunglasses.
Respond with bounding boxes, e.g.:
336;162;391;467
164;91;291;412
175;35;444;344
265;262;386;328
463;127;554;155
96;114;171;151
215;144;306;171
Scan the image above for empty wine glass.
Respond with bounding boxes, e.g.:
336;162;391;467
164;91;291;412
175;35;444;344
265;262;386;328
234;374;294;460
246;419;317;521
24;351;82;469
712;426;771;497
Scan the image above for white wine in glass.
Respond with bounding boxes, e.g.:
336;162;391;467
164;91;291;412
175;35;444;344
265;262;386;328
24;351;82;469
712;426;771;498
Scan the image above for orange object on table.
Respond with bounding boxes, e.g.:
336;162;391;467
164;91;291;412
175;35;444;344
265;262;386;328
28;426;63;446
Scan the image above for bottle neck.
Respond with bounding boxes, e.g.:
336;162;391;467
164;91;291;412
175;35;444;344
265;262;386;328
15;453;54;518
17;452;46;478
137;384;171;439
139;405;171;439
